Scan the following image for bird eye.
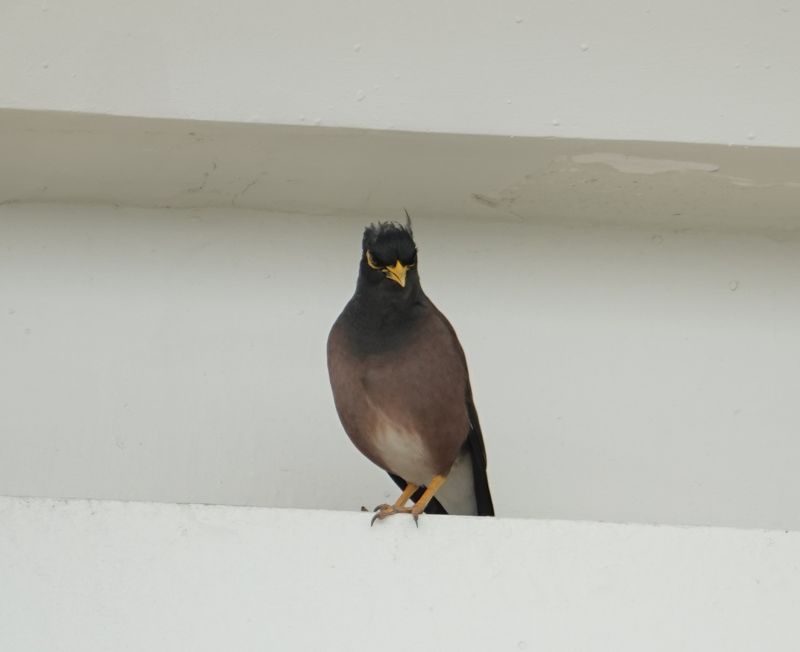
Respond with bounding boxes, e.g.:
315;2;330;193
365;250;384;269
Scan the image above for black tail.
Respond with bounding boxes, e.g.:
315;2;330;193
465;394;495;516
466;426;495;516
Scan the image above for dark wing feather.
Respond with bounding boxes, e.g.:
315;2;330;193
464;385;495;516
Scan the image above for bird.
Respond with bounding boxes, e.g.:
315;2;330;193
327;215;494;524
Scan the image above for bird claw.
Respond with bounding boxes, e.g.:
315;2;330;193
412;509;424;527
369;503;412;526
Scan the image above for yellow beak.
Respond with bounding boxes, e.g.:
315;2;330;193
384;260;409;288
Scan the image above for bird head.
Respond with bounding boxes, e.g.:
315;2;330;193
360;216;418;290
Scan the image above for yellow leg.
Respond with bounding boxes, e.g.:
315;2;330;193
410;474;447;525
393;482;418;508
370;482;419;526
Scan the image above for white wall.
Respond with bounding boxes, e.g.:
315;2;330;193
2;496;799;652
2;0;799;146
2;201;799;530
2;1;799;532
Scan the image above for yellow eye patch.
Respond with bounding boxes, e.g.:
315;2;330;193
365;250;381;270
367;250;416;270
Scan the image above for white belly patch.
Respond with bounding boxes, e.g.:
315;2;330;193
373;416;434;486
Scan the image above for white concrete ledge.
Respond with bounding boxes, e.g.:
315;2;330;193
2;495;798;651
4;109;800;233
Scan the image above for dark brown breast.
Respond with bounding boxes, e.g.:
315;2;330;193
327;308;471;480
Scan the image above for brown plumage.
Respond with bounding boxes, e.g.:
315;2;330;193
327;219;494;522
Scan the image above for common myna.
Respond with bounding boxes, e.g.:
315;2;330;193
327;217;494;524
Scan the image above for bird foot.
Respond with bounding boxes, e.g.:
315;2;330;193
370;503;412;526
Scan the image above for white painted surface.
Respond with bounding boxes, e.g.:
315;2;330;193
1;496;798;652
2;201;799;530
1;1;799;146
4;109;800;232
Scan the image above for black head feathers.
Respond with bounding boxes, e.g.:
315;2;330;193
362;218;417;267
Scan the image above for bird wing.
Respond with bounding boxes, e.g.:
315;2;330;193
434;304;495;516
388;302;495;516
